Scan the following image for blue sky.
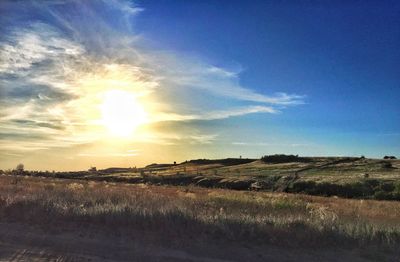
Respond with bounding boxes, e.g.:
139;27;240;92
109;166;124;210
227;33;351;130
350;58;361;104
127;0;400;156
0;0;399;170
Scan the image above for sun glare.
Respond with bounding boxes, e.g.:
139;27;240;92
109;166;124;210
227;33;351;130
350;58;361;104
100;90;147;137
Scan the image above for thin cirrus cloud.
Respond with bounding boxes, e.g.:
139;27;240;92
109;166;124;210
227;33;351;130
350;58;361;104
232;142;313;147
0;0;304;156
152;105;278;122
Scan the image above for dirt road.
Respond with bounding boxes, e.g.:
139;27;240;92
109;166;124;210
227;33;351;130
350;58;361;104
0;222;381;262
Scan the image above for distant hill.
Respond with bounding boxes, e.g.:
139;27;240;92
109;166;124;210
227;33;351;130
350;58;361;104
100;167;134;173
145;163;175;169
183;158;256;166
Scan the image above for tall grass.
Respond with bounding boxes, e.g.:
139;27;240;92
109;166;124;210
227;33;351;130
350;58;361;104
0;175;399;248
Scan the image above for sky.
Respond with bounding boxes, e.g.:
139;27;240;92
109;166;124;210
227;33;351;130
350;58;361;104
0;0;399;171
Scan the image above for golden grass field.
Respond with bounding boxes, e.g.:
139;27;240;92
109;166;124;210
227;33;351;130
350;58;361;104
15;157;398;200
0;173;399;261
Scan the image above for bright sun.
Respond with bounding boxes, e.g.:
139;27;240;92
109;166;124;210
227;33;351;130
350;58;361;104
100;89;147;137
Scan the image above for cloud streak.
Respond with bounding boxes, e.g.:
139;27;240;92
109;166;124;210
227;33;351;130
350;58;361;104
152;105;278;122
0;0;304;157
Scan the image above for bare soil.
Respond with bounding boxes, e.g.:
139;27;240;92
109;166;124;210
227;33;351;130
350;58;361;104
0;222;388;262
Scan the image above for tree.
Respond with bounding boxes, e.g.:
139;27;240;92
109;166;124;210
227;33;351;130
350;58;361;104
16;163;24;172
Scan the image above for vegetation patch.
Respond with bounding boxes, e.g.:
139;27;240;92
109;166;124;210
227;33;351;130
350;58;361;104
0;175;399;251
288;180;400;200
261;154;311;164
184;158;256;166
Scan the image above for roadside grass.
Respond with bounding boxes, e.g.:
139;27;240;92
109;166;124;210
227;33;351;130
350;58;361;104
0;174;399;253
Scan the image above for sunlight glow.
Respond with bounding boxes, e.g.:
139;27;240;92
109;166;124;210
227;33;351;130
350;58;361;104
100;90;147;137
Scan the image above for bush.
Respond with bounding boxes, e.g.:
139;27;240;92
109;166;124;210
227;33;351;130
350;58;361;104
15;163;24;173
378;182;395;192
382;161;393;169
261;154;311;164
311;182;343;196
288;181;316;194
394;182;400;194
374;191;392;200
287;180;397;199
364;179;380;188
344;182;373;198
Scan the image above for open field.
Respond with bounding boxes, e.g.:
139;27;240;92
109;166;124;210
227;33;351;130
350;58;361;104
0;174;399;261
6;157;400;200
2;0;399;261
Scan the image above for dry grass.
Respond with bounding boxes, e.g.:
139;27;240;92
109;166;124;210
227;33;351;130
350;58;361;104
0;174;399;250
8;158;400;201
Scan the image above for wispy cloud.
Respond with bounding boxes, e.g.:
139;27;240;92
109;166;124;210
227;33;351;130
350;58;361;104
152;105;278;122
77;152;139;157
124;132;219;146
232;142;313;147
0;0;304;157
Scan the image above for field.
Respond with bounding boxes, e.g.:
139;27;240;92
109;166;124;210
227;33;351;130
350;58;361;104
0;169;400;261
9;156;400;200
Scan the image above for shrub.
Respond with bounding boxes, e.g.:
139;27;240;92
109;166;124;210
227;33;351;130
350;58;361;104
378;182;395;192
313;183;344;197
288;181;316;194
261;154;310;164
345;182;373;198
287;180;387;199
15;163;24;173
363;179;380;188
394;182;400;194
374;191;392;200
382;161;393;169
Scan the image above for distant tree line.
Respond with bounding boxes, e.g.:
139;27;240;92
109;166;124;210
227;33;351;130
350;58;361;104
261;154;311;164
184;158;255;166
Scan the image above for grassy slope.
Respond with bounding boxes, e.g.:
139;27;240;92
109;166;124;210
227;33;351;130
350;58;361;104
4;157;400;200
99;157;400;183
95;157;400;199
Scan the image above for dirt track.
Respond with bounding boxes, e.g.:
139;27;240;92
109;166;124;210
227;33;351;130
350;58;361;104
0;222;381;262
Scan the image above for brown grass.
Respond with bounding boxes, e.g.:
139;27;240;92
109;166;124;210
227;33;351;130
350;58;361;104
0;174;399;250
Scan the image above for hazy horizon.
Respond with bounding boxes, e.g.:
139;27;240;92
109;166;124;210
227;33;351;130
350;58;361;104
2;155;394;172
1;0;399;171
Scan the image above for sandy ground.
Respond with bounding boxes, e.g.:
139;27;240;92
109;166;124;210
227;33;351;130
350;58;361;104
0;222;385;262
